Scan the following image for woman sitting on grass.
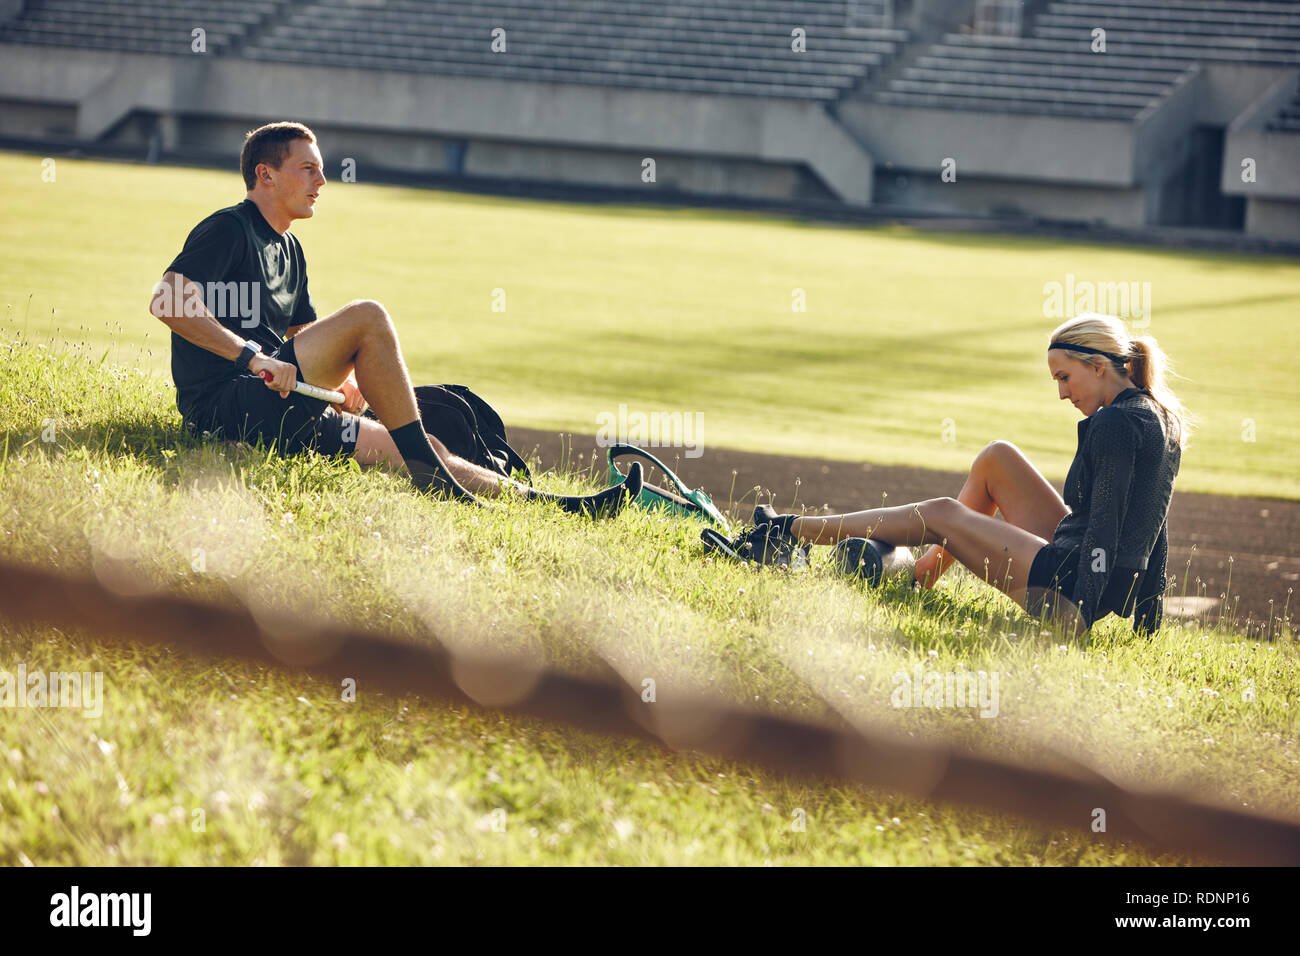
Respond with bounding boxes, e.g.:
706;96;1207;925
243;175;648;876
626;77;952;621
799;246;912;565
756;314;1189;634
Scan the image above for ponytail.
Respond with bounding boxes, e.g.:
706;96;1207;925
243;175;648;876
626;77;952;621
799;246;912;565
1127;335;1193;449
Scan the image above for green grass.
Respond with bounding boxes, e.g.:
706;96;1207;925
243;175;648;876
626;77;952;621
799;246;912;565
1;327;1296;865
2;150;1298;498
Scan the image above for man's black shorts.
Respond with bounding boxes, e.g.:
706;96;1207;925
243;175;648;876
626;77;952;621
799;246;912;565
182;338;361;458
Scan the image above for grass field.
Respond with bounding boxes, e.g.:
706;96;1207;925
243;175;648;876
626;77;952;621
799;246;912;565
2;151;1298;865
1;150;1297;499
0;323;1296;865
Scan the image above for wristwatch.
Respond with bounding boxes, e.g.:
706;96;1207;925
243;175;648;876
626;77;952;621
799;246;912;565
235;339;262;373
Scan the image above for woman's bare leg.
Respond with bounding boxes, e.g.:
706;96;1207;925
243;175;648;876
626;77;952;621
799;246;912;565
790;497;1048;607
914;441;1068;588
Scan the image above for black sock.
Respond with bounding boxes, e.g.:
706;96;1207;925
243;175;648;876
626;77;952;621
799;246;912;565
389;420;437;467
388;421;479;503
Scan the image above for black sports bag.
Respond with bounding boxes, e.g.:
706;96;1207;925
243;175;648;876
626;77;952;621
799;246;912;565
362;384;531;482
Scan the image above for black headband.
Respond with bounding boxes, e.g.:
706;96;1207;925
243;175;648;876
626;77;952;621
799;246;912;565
1048;341;1128;364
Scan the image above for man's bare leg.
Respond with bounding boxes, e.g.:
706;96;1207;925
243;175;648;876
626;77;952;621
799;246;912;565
289;299;421;428
353;418;518;495
287;299;489;501
291;300;642;514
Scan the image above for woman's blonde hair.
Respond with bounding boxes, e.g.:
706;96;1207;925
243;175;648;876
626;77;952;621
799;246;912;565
1049;313;1193;448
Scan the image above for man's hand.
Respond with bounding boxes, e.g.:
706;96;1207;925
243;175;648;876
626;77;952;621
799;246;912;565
248;353;297;398
334;376;367;415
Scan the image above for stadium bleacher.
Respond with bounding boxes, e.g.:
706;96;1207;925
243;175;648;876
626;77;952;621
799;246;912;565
241;0;909;100
0;0;285;55
0;0;911;101
1266;74;1300;131
876;0;1300;120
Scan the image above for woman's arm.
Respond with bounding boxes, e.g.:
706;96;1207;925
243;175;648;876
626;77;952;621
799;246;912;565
1071;410;1141;628
1133;521;1168;635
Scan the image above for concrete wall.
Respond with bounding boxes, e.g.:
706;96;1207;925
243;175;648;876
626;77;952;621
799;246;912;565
1133;66;1204;185
1222;70;1300;201
838;101;1140;185
172;114;833;199
0;97;75;137
1195;64;1293;125
873;169;1148;225
463;140;831;200
1245;198;1300;240
0;43;876;204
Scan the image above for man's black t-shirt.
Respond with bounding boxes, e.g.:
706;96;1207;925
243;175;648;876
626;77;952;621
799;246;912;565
163;198;317;421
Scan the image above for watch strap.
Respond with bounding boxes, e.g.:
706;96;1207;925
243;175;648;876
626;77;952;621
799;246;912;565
235;340;261;373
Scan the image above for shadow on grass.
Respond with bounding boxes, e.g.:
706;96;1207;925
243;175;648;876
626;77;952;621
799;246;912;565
8;411;349;483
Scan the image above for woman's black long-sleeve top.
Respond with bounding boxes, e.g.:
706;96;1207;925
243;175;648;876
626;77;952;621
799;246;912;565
1050;386;1181;633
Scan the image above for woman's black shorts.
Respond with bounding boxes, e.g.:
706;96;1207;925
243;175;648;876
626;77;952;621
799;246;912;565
183;338;361;458
1027;543;1142;619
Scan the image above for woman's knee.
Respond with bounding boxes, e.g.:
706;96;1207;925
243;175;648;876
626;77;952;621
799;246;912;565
976;439;1019;467
916;496;963;523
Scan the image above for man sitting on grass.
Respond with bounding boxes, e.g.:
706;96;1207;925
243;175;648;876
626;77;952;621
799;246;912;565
151;120;639;516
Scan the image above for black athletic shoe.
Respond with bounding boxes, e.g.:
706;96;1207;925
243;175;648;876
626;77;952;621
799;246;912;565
752;505;795;536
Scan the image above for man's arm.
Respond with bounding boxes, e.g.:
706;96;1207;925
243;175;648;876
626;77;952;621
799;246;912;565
150;271;298;397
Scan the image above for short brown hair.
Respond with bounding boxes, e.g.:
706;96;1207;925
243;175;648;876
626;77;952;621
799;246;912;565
240;121;317;190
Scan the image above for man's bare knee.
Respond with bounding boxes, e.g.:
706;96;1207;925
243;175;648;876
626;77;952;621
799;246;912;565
349;299;393;335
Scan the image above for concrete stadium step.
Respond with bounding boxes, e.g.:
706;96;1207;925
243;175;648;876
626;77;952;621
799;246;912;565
1033;26;1300;58
885;78;1154;107
1049;0;1300;28
935;32;1293;67
941;32;1197;58
238;46;843;98
1034;13;1300;43
899;66;1172;95
923;43;1194;70
338;0;908;34
7;11;253;34
1267;78;1300;130
874;89;1139;119
279;11;903;57
254;30;871;72
263;23;886;67
16;0;264;26
0;24;242;50
913;54;1186;82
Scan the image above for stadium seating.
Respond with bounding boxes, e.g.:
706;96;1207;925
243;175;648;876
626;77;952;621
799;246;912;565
0;0;280;54
876;0;1300;119
0;0;911;101
236;0;909;100
1267;74;1300;131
